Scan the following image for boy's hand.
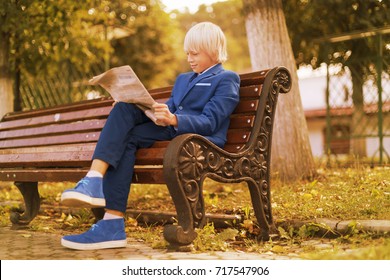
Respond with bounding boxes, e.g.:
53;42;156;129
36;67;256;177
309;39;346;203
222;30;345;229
152;103;177;127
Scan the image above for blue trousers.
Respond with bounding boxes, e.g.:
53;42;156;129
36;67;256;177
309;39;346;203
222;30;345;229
92;102;177;213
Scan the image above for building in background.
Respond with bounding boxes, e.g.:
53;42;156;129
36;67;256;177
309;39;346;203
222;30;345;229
298;64;390;160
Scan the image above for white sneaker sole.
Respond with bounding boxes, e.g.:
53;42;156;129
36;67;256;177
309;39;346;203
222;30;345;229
61;238;127;250
61;192;106;208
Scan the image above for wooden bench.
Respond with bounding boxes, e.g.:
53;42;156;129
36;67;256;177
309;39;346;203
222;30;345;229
0;67;291;245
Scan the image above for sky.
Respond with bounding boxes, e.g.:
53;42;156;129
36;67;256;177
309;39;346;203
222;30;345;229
161;0;228;13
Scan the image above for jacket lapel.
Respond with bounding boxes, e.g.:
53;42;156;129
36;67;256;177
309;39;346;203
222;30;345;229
178;64;224;105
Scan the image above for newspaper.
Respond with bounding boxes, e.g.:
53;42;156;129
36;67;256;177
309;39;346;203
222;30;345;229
89;65;157;122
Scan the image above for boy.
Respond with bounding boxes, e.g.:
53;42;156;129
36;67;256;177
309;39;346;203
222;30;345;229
60;22;240;250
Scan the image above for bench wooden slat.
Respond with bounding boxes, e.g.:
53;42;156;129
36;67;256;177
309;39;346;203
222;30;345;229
1;98;113;121
0;149;93;167
149;86;172;99
0;143;95;155
0;131;101;149
0;167;165;184
0;151;93;167
0;142;169;157
0;119;106;140
239;85;262;98
0;143;166;167
233;99;259;113
0;143;94;167
0;168;88;182
229;115;255;129
239;70;268;86
133;168;165;184
0;107;112;131
226;129;251;144
135;147;165;165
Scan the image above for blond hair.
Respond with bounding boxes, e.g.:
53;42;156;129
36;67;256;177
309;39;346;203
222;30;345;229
184;22;227;63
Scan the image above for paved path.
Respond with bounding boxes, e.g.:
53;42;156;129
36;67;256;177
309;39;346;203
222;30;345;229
0;226;293;260
2;219;389;260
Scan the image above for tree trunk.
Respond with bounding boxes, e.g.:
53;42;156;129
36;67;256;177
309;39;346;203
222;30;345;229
0;30;14;119
350;65;367;157
243;0;316;181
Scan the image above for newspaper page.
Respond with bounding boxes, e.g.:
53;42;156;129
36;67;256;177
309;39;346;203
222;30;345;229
89;65;157;121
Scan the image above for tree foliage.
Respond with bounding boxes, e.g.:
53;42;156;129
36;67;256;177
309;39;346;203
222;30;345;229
0;0;182;113
282;0;390;71
0;0;110;76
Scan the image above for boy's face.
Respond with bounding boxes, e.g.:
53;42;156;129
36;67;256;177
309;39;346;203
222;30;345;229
187;50;217;74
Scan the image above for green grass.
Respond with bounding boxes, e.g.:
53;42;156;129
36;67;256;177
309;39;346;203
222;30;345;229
0;165;389;258
271;166;390;221
300;237;390;260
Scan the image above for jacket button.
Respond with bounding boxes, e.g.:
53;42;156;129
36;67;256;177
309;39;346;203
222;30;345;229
179;106;183;110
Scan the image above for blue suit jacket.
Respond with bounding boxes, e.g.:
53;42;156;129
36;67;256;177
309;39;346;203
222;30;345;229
165;64;240;147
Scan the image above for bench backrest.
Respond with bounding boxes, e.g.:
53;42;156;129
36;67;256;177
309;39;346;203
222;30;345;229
0;70;270;170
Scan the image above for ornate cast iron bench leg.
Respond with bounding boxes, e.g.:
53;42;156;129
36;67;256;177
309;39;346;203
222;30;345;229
10;182;40;226
244;67;292;241
247;180;273;241
163;134;206;245
163;134;274;245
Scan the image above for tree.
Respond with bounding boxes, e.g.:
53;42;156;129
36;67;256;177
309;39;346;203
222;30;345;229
242;0;316;181
0;0;110;116
282;0;390;157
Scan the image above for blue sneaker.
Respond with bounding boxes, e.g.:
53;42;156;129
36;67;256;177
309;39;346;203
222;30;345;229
61;219;127;250
61;177;105;208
